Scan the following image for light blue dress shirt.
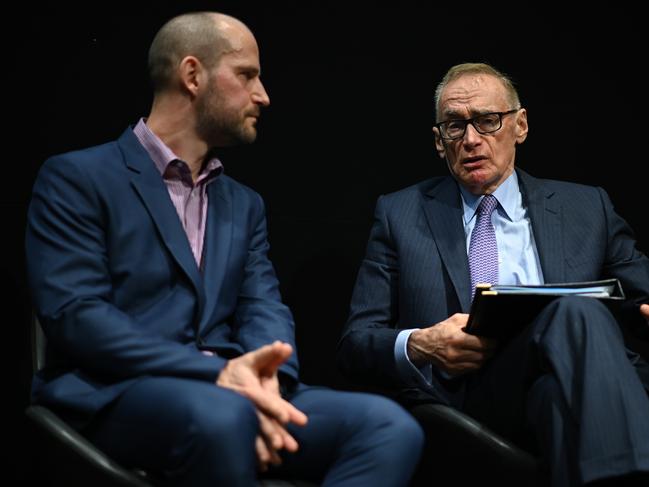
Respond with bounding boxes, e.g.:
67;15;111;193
394;171;545;388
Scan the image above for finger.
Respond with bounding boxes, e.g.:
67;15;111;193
281;400;308;427
246;386;292;424
258;435;282;467
215;371;290;422
258;410;300;454
451;350;493;363
247;341;293;376
640;303;649;319
258;376;309;427
276;423;300;452
462;334;498;351
255;435;271;472
257;410;283;450
248;387;308;426
255;428;282;468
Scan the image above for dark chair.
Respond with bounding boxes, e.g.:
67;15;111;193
408;402;547;487
25;315;158;486
25;316;317;487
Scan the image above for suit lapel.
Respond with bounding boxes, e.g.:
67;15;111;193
517;169;565;283
421;177;473;312
198;178;233;333
117;129;206;315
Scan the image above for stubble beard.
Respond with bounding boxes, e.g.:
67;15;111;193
196;84;257;148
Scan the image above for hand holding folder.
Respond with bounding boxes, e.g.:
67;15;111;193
464;278;625;341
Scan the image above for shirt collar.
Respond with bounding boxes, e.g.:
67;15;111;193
459;170;521;225
132;118;223;181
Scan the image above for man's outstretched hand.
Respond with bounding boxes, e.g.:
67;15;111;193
216;341;308;470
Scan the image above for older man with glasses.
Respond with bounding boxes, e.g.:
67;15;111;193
338;62;649;487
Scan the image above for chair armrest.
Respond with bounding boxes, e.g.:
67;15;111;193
410;403;541;472
26;405;154;486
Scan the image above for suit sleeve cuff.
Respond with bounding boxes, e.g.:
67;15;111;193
394;329;433;387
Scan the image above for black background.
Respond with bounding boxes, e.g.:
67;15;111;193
7;2;648;482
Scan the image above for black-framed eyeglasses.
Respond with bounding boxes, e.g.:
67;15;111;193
435;109;521;140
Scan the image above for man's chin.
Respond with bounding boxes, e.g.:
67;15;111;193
239;130;257;145
458;170;495;194
241;127;258;144
212;128;257;147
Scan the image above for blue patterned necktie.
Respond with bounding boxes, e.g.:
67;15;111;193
469;194;499;300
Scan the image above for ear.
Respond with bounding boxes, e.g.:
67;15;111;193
433;126;446;159
515;108;528;144
178;56;205;97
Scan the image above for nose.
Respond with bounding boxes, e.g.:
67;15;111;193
462;121;482;145
252;78;270;107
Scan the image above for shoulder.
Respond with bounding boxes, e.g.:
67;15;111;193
534;177;599;194
517;169;609;204
378;176;448;207
42;140;122;170
37;128;137;183
372;177;451;221
33;140;125;197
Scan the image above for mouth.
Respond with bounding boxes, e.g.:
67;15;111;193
462;156;486;168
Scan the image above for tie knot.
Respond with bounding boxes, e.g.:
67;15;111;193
478;194;498;216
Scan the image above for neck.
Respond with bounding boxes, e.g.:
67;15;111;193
146;96;208;181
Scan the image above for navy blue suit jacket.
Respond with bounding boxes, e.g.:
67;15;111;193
338;169;649;404
26;128;298;427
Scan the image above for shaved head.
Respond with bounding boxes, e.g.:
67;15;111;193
148;12;252;93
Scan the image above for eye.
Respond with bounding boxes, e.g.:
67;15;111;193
446;120;465;131
476;113;499;130
238;68;259;82
443;120;465;137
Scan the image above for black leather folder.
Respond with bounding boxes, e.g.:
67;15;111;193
465;278;625;341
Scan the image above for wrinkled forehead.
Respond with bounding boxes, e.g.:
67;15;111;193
440;74;509;114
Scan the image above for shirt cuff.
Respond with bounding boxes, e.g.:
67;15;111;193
394;329;433;387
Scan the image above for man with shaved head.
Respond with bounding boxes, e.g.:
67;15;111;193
26;12;423;486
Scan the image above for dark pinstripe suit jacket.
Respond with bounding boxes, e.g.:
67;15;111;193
337;168;649;404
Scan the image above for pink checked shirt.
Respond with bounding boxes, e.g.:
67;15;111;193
133;118;222;269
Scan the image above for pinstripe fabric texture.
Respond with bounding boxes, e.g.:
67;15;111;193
469;194;499;299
